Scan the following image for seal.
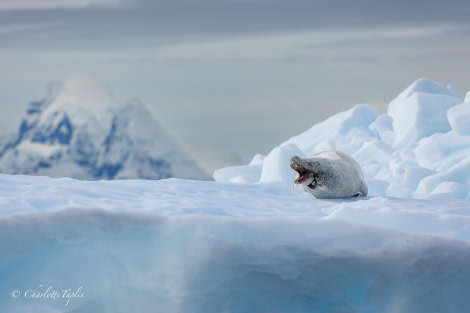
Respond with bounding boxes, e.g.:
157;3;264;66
290;150;368;199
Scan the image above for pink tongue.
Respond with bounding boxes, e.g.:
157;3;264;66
296;173;312;184
295;173;306;183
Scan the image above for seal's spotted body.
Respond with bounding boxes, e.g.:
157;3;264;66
290;150;368;199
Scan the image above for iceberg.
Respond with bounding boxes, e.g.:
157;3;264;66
216;78;470;201
1;176;470;313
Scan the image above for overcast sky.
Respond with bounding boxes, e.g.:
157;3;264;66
0;0;469;174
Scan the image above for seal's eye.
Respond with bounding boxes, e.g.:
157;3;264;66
306;160;319;167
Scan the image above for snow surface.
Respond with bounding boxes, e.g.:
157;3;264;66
3;77;470;313
215;78;470;201
1;174;470;313
448;99;470;136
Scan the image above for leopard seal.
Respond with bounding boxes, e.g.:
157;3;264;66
290;150;368;199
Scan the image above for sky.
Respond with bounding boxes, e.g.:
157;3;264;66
0;0;469;174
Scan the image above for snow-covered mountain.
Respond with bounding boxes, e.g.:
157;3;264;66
0;77;208;180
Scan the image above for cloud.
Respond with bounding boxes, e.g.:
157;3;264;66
4;23;455;61
0;0;127;10
0;24;50;34
1;0;469;48
132;25;458;61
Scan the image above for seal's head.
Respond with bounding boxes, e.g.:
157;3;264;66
289;151;368;199
289;155;323;190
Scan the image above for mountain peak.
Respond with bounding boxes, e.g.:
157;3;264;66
0;78;208;180
39;76;117;129
56;76;114;108
115;98;170;147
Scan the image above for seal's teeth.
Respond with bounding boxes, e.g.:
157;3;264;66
291;163;315;186
291;164;302;180
290;163;301;171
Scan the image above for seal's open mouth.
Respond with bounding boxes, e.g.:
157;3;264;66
290;163;308;184
290;163;317;189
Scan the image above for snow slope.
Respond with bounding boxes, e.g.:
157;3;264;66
215;78;470;200
2;77;470;313
0;77;208;180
